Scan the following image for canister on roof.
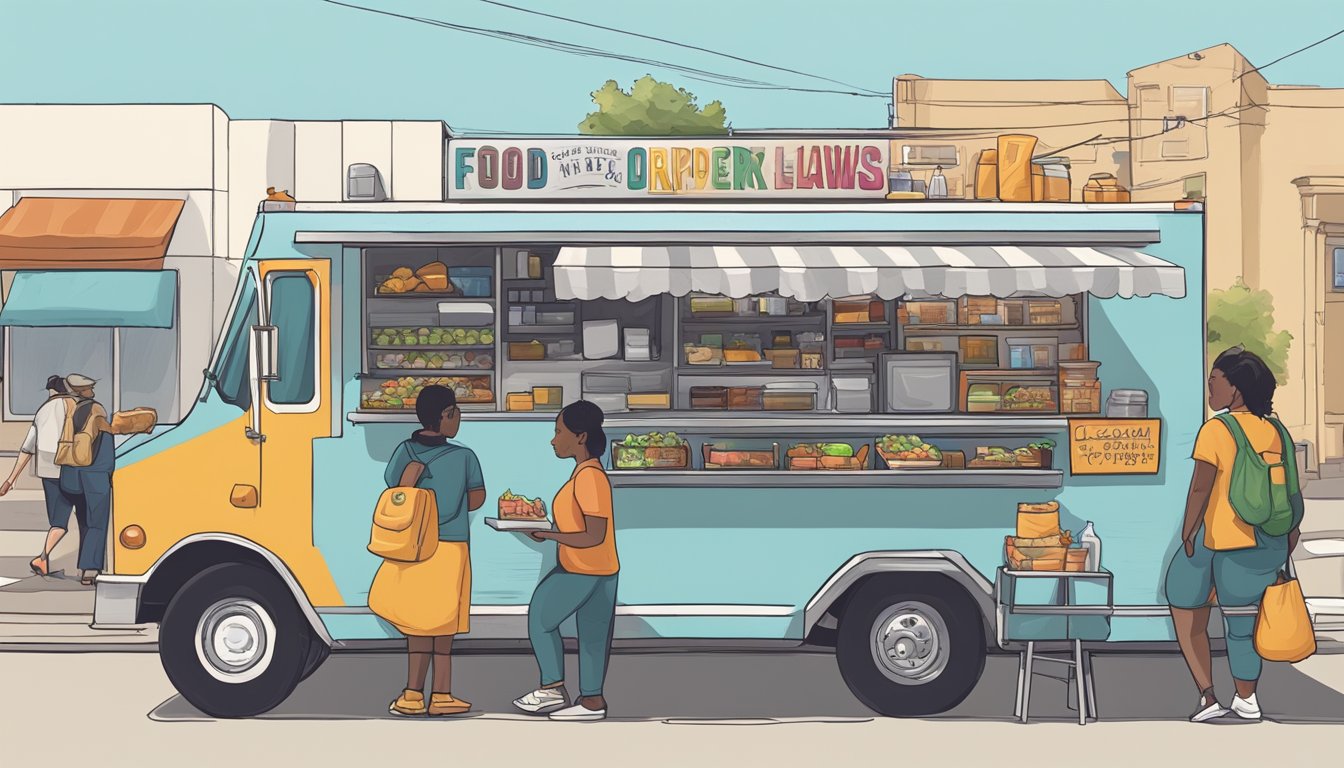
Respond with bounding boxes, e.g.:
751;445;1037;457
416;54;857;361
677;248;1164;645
975;150;999;200
997;135;1039;203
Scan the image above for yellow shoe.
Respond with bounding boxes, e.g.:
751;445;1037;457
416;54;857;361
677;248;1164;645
389;689;426;716
428;693;471;716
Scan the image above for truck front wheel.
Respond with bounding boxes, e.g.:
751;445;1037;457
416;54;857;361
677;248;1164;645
835;575;986;717
159;562;313;718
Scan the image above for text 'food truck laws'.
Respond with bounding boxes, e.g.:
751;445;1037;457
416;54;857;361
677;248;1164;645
450;139;890;200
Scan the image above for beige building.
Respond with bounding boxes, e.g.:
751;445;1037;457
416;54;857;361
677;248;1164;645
892;44;1344;472
0;105;447;487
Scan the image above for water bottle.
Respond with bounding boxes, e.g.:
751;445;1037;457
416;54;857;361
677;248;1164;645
1079;521;1102;571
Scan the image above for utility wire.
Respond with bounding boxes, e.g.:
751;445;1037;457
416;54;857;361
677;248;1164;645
474;0;886;96
1238;26;1344;81
318;0;887;98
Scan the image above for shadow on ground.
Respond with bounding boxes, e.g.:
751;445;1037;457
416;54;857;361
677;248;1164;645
149;651;1344;725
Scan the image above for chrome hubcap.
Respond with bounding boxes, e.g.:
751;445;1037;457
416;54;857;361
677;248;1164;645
195;598;275;684
870;601;949;684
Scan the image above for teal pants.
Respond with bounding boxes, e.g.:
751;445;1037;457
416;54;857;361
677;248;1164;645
1165;525;1289;681
527;567;619;697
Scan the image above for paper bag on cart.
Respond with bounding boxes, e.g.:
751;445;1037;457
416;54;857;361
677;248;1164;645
1016;501;1061;538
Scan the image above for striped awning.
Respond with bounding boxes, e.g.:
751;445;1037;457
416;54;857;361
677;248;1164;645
554;245;1186;302
0;197;185;270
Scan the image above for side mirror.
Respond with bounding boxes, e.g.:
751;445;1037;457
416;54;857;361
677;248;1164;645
252;325;279;381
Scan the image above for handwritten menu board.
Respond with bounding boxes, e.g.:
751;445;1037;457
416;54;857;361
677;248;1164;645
1069;419;1161;475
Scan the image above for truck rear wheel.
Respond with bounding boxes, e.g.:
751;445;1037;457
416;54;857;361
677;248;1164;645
835;575;986;717
159;562;313;718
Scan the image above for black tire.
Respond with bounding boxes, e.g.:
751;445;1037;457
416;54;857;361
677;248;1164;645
835;574;986;717
299;634;331;682
159;562;312;718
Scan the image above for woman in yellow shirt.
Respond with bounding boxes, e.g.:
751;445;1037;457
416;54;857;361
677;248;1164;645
513;400;619;722
1166;347;1302;723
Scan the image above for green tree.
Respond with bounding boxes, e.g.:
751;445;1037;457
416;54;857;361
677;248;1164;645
1206;278;1293;383
579;76;728;136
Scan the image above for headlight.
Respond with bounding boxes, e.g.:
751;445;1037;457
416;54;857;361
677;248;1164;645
119;525;146;550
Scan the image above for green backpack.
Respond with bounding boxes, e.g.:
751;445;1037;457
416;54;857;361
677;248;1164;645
1215;413;1304;538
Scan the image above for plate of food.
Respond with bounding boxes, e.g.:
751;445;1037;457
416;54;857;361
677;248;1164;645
487;490;551;531
877;434;944;469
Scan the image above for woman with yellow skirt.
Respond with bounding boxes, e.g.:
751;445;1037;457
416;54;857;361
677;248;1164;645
368;385;485;717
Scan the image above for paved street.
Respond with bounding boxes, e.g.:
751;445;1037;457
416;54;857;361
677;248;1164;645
2;481;1344;763
3;647;1344;766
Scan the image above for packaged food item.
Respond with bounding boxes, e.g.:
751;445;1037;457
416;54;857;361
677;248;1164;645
1016;501;1061;539
727;387;763;410
703;443;779;469
531;386;563;410
612;432;689;469
1083;173;1131;203
770;349;801;369
626;393;671;410
416;262;450;291
690;297;735;315
506;392;535;412
690;386;729;410
786;443;870;471
877;434;943;468
509;341;545;361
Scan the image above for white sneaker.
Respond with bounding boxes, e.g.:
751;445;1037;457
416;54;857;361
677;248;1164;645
1190;693;1229;723
513;687;569;714
548;702;606;721
1229;694;1262;722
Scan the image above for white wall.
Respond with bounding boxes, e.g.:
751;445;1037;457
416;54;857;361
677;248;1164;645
393;121;446;201
294;121;344;202
0;104;225;191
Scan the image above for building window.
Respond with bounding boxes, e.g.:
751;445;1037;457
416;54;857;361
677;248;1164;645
902;145;959;167
1183;174;1206;200
1334;248;1344;290
4;323;181;421
1171;86;1210;119
266;273;317;407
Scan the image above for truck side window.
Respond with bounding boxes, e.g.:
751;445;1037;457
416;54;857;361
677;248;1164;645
268;274;317;405
215;282;258;411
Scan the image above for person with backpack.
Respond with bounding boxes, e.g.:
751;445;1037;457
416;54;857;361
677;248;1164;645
56;374;115;586
1;375;76;577
1166;346;1305;723
368;385;486;718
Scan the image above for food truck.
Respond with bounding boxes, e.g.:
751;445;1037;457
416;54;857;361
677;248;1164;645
91;138;1207;718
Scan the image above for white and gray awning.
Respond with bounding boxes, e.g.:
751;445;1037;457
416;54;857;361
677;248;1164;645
554;244;1186;302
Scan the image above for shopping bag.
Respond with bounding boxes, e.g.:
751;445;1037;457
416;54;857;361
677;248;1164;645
1254;573;1316;663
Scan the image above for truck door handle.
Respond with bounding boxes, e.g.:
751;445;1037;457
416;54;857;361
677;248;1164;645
245;427;267;443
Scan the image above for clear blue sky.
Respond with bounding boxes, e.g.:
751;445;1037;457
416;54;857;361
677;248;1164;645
4;0;1342;133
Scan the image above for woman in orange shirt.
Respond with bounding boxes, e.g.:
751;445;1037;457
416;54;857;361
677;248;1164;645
513;400;619;722
1166;347;1303;723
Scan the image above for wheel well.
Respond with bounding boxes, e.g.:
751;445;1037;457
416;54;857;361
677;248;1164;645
806;571;992;649
136;541;276;624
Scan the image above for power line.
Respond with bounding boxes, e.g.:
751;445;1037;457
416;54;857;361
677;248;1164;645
1238;27;1344;81
474;0;886;97
317;0;888;99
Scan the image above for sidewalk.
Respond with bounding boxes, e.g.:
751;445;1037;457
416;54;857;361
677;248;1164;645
0;490;157;650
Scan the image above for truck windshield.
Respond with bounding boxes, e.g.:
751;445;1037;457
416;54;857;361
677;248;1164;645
214;279;259;410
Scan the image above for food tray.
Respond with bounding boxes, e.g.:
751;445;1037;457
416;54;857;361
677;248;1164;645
702;443;780;470
786;444;871;471
486;518;552;532
879;453;944;470
611;442;690;470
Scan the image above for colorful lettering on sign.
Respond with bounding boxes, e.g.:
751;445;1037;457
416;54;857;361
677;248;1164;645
526;148;547;190
858;146;885;191
1068;418;1162;475
451;141;889;196
649;148;673;193
692;147;711;190
711;147;731;190
478;146;498;189
627;148;648;190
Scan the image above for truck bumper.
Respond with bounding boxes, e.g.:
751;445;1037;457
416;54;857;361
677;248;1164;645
91;576;144;629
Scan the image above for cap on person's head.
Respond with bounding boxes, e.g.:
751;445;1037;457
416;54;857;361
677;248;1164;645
65;374;97;389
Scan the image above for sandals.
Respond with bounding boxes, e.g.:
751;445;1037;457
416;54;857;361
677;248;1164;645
29;557;50;576
80;570;99;586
